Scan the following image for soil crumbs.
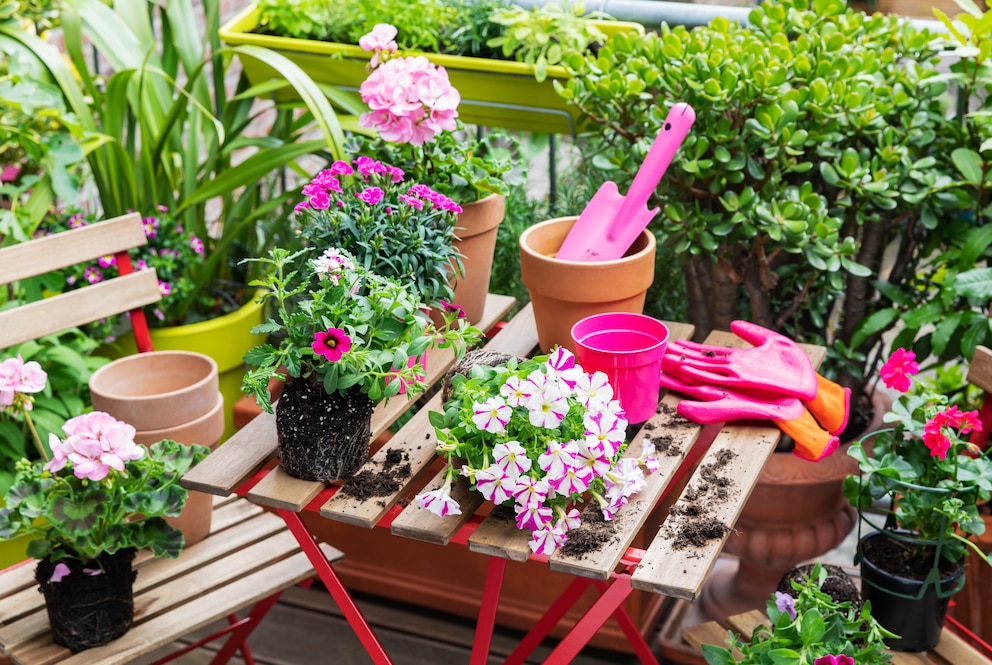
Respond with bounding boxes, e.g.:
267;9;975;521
340;447;413;504
666;448;737;550
560;509;618;558
657;402;693;427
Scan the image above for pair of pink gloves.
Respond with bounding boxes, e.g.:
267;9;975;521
659;321;851;462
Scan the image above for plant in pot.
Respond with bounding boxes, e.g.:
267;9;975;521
416;347;659;554
336;26;524;325
0;371;207;652
241;245;481;483
843;347;992;651
702;562;893;665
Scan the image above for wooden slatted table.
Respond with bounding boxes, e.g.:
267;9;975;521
0;496;342;665
182;294;826;665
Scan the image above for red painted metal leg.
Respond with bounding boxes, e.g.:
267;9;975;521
502;576;594;665
592;580;659;665
279;509;393;665
541;575;658;665
207;595;284;665
470;556;507;665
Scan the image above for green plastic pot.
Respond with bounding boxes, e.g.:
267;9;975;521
218;4;644;135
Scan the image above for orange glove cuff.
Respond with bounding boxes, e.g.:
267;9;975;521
774;408;840;462
805;374;851;436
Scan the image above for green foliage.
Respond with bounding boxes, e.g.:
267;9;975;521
703;563;893;665
0;439;208;563
241;247;481;412
559;0;966;393
346;125;524;204
487;2;606;82
0;0;349;323
0;330;108;494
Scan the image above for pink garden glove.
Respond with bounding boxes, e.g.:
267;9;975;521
664;320;819;401
658;371;805;423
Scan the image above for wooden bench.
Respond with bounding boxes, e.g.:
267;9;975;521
0;496;342;665
683;608;991;665
0;213;339;664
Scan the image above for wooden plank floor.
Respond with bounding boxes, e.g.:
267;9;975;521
131;585;656;665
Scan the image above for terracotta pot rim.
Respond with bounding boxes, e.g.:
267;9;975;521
133;391;224;450
90;351;219;404
519;216;656;267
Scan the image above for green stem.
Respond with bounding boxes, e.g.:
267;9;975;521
23;410;48;462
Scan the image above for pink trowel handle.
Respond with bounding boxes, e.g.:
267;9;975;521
607;102;696;242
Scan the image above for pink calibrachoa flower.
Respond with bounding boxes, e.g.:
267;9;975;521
880;348;919;393
472;396;511;433
0;355;47;411
814;656;854;665
312;328;352;362
45;411;145;482
439;300;465;319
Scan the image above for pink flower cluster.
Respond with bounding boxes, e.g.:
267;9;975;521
0;355;47;414
417;348;659;555
358;23;397;68
359;53;460;146
923;405;982;460
879;347;919;393
44;411;145;482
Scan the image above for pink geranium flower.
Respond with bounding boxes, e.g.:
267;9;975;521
312;328;352;362
880;348;919;393
46;411;145;481
0;355;47;409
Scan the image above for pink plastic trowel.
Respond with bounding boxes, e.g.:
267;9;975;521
556;102;696;262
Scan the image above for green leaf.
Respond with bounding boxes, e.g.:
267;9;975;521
49;489;110;536
956;268;992;299
952;148;984;184
852;308;900;349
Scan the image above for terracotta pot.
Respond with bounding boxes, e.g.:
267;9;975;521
89;351;219;431
519;216;656;353
696;387;892;625
90;352;220;547
133;392;225;547
449;194;506;325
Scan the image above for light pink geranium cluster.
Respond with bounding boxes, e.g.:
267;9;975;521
44;411;145;482
358;24;460;146
418;348;660;555
0;355;47;414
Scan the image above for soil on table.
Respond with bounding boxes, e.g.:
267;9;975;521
665;448;737;550
340;447;414;504
559;508;619;558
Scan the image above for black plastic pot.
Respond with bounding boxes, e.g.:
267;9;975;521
859;531;964;652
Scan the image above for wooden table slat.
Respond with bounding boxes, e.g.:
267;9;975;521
181;410;278;496
390;471;483;545
247;465;326;511
630;423;780;599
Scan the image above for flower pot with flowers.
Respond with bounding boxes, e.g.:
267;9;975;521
843;348;992;651
702;562;893;665
0;368;207;652
416;347;658;555
241;246;480;483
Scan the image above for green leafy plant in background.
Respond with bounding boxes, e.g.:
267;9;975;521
702;563;893;665
0;0;352;324
560;0;968;408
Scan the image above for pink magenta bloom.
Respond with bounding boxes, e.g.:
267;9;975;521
472;396;511;433
512;475;549;508
475;465;519;504
190;236;204;254
573;371;614;410
328;160;354;175
439;300;465;319
398;193;424;210
499;375;529;408
309;190;331;210
573;441;611;478
640;440;661;474
312;328;352;362
47;411;144;481
312;247;354;284
49;562;72;584
359;55;460;145
557;507;582;532
603;458;646;508
492;441;532;477
158;281;172;297
357;187;385;205
814;656;854;665
538;439;579;478
924;405;982;459
880;348;919;393
416;487;462;517
548;465;593;496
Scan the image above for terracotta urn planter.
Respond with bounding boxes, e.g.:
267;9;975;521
519;216;656;353
89;351;220;546
449;194;506;325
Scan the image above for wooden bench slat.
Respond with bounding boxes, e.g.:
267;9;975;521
682;620;734;655
11;544;338;665
0;562;35;606
0;271;161;349
0;213;145;282
390;472;483;545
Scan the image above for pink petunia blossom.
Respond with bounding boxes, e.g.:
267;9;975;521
472;396;511;433
538;439;579;479
814;656;854;665
474;465;519;504
312;328;352;362
515;502;553;531
573;371;614;411
548;465;593;496
499;375;530;408
529;523;568;555
557;507;582;532
583;410;627;456
639;440;661;474
526;386;569;429
492;441;532;477
573;440;612;478
439;300;465;319
416;487;462;517
880;348;919;393
512;475;549;508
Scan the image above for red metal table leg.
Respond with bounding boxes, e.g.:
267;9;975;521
279;509;393;665
541;575;659;665
591;579;659;665
470;556;508;665
502;576;594;665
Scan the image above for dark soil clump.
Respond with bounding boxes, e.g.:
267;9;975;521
860;533;959;581
650;434;683;457
341;447;413;501
665;448;737;550
560;510;617;557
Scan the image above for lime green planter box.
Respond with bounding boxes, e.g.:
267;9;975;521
219;4;643;135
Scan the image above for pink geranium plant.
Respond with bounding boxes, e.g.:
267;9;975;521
417;348;659;555
843;348;992;565
0;372;207;568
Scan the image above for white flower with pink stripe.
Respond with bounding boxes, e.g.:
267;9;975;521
515;502;553;531
475;465;520;504
573;370;614;411
529;523;568;555
493;441;532;477
472;396;511;433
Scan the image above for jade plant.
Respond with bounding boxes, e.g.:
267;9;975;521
560;0;969;402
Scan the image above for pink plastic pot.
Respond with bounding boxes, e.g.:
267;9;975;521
571;312;670;424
